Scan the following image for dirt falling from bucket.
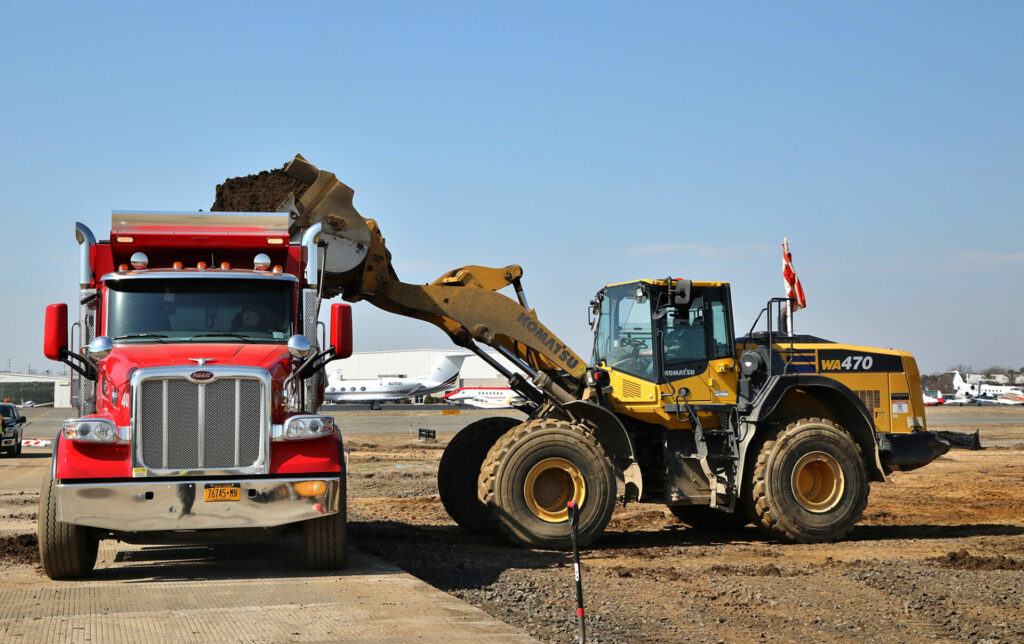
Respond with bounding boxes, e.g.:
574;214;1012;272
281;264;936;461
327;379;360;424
211;166;311;213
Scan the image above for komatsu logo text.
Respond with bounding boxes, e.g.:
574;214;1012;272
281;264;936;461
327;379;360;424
516;312;580;370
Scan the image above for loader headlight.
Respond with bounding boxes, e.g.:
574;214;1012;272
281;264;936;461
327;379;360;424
274;415;336;441
63;418;126;443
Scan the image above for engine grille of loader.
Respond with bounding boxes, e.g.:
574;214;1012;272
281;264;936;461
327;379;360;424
136;376;265;472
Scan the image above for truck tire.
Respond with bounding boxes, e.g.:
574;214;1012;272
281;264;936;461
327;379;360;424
438;416;520;534
749;417;869;543
304;476;348;570
38;467;98;580
478;418;616;550
668;505;749;533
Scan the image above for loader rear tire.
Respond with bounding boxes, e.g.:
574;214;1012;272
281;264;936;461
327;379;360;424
749;418;869;543
438;417;520;534
39;467;98;580
479;419;616;550
304;476;348;570
668;505;749;533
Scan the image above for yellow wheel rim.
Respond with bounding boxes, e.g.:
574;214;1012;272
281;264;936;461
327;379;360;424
790;451;845;513
523;458;586;523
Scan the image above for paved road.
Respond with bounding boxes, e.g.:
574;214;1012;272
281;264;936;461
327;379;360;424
1;412;535;643
1;545;534;642
925;412;1024;426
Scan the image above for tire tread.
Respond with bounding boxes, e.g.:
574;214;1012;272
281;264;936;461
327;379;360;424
438;417;520;533
750;417;868;543
478;418;615;549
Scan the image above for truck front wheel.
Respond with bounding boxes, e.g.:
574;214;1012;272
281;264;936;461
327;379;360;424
478;419;616;550
438;416;520;534
39;467;98;580
749;418;869;543
304;476;348;570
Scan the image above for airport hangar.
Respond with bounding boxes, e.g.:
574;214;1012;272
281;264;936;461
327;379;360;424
0;351;522;408
326;349;526;399
0;372;72;407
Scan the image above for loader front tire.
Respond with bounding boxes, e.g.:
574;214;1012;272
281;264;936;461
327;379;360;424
304;476;348;570
749;418;869;543
479;419;616;550
438;416;520;534
39;467;98;580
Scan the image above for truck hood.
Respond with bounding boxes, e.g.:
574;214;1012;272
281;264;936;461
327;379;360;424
100;343;294;391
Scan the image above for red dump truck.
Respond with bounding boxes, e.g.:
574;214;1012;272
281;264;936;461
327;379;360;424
41;210;352;579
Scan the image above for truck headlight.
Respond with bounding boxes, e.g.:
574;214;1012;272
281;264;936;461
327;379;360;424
274;415;335;441
63;418;125;443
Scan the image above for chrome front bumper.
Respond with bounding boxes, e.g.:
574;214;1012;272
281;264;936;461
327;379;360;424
56;477;341;532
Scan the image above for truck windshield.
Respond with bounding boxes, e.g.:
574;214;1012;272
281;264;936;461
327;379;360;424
106;278;294;343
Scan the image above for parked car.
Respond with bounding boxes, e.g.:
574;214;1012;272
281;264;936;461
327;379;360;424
0;403;26;457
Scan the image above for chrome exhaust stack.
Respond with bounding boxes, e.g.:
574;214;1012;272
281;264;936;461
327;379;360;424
75;222;96;288
302;222;323;288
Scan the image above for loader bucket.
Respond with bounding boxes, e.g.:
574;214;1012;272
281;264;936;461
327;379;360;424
284;154;373;296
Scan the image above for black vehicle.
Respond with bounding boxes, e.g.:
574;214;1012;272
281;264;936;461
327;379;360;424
0;403;27;457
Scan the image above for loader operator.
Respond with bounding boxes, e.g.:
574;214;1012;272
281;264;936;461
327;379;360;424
664;311;705;363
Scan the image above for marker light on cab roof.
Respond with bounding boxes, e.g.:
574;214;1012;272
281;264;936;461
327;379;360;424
130;252;148;269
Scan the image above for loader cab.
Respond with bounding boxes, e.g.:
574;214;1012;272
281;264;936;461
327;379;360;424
591;280;737;404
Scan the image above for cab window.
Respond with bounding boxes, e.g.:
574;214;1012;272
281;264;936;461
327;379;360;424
708;298;732;359
663;296;707;364
661;286;733;369
592;283;655;381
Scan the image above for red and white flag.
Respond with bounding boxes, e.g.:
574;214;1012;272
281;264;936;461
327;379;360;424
782;238;806;311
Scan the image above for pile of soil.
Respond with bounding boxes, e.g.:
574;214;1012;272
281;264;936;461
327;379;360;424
927;549;1024;571
0;533;39;566
211;166;311;212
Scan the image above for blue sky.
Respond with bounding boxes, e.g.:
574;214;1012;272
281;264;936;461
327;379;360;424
1;2;1022;375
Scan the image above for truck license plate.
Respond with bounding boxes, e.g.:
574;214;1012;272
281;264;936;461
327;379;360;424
204;483;241;502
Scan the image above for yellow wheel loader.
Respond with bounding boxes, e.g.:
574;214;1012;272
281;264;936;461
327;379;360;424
285;155;949;549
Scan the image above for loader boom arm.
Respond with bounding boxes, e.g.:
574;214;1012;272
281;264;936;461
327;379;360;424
283;155;588;399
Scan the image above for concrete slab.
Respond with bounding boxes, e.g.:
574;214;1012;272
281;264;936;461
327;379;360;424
0;542;535;642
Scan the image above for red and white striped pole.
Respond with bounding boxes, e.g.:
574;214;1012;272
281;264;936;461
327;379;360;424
567;501;585;643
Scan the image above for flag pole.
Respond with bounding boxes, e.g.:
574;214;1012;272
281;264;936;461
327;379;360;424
784;237;792;336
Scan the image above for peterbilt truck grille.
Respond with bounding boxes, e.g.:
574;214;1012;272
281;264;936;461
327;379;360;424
136;376;266;472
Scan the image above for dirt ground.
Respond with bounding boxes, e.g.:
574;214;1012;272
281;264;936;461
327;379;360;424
2;406;1023;642
342;406;1024;642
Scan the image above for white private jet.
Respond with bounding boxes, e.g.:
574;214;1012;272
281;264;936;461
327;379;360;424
951;371;1024;402
324;353;469;406
444;386;527;409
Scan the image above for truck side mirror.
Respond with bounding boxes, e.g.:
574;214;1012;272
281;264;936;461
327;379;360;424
672;279;692;307
330;303;353;359
44;303;68;361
